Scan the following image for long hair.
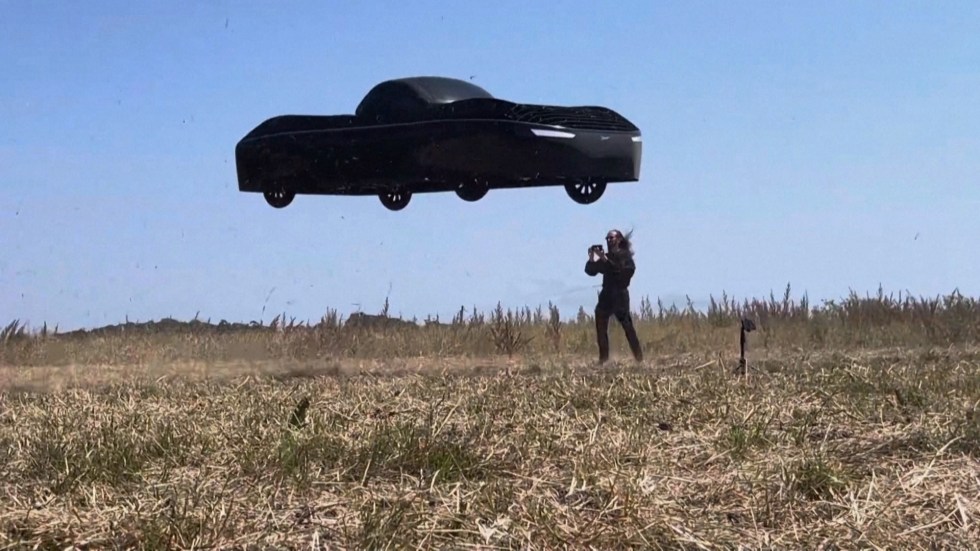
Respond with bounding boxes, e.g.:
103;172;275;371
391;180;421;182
613;227;635;257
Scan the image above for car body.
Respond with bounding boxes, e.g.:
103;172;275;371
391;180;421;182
235;76;642;210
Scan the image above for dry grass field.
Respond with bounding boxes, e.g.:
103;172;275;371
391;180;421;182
2;287;979;549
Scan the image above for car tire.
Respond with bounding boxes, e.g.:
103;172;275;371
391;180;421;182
455;180;489;202
379;191;411;211
264;186;295;208
565;181;607;204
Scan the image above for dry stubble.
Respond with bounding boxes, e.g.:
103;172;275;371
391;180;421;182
1;345;979;549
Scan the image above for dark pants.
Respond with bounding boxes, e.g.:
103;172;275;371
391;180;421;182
594;290;643;363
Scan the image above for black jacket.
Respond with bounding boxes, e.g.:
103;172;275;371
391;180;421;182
585;249;636;295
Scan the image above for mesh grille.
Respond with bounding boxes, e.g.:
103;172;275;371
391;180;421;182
505;105;636;131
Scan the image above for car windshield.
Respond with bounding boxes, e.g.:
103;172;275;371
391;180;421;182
405;77;494;104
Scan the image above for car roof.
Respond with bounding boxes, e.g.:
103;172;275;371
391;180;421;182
387;76;494;104
355;76;494;118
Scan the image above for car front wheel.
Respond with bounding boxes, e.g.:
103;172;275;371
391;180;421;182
379;191;411;211
565;181;606;204
264;186;295;208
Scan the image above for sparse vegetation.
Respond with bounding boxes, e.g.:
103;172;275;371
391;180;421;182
1;285;978;548
3;285;979;367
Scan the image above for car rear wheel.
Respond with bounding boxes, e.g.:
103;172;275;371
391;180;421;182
264;186;295;208
565;181;606;204
379;191;411;211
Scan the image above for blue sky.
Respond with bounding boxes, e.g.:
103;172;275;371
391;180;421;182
2;1;978;330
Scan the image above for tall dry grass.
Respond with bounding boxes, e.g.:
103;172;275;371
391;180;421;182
2;285;978;367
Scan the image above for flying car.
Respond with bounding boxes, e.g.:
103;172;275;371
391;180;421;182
235;76;642;210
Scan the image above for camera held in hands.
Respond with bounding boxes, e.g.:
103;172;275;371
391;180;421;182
590;244;604;254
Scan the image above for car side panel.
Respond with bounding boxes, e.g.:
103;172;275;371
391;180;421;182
237;118;639;196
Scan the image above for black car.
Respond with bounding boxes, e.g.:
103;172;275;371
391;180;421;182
235;76;642;210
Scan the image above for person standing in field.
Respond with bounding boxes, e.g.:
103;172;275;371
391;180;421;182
585;229;644;364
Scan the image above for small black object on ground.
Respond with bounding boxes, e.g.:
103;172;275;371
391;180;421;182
734;317;757;375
